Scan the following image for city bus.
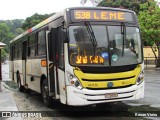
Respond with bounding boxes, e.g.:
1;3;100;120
9;7;144;107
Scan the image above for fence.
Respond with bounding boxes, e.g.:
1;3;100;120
144;57;160;68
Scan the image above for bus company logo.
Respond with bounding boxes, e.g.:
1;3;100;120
107;82;113;88
101;52;108;59
2;112;11;117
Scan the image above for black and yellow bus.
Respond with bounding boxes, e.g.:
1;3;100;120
10;7;144;106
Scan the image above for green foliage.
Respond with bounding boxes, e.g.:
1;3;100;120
14;28;24;36
22;13;54;30
138;1;160;48
0;20;24;60
0;22;14;60
138;0;160;66
0;22;15;44
0;22;10;42
5;19;24;34
1;49;8;61
98;0;147;14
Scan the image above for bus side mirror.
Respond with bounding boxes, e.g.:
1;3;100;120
48;28;58;64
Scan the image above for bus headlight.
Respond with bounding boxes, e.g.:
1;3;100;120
136;70;144;85
67;72;82;89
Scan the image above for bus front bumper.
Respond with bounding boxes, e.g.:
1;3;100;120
66;81;144;106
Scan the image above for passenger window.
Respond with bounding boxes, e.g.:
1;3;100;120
28;34;36;57
37;30;46;55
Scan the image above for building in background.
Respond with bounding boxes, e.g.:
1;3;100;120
143;45;159;67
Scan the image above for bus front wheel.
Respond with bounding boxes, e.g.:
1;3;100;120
41;79;52;107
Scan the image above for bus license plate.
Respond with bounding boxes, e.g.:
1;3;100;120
105;93;118;98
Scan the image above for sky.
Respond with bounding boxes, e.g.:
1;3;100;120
156;0;160;6
0;0;93;20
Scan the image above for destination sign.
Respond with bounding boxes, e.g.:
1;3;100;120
75;55;104;64
70;9;134;22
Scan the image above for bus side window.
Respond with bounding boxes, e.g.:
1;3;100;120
28;34;36;57
37;30;46;56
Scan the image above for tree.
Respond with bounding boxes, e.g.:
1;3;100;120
0;22;14;44
22;13;54;30
14;28;24;36
5;19;24;34
1;49;8;62
98;0;147;14
0;22;14;60
138;0;160;66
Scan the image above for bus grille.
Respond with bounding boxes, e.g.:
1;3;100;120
86;84;133;90
82;76;135;82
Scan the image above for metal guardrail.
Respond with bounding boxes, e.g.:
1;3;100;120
144;57;160;68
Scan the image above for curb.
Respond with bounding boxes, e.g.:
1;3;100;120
2;81;18;91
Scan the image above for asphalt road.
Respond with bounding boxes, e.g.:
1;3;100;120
2;63;160;119
126;68;160;108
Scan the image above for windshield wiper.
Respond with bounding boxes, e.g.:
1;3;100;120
84;21;97;57
121;22;126;57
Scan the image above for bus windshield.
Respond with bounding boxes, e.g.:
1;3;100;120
69;25;142;66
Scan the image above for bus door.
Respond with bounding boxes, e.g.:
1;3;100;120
46;30;57;98
47;27;67;103
22;41;27;86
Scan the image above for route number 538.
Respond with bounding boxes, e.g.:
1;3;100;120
75;11;91;19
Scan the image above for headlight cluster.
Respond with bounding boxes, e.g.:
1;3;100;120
136;70;144;85
67;72;82;89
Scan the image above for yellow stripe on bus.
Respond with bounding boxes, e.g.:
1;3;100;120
74;65;141;88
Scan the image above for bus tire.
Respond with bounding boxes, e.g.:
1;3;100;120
41;79;52;107
17;73;24;92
